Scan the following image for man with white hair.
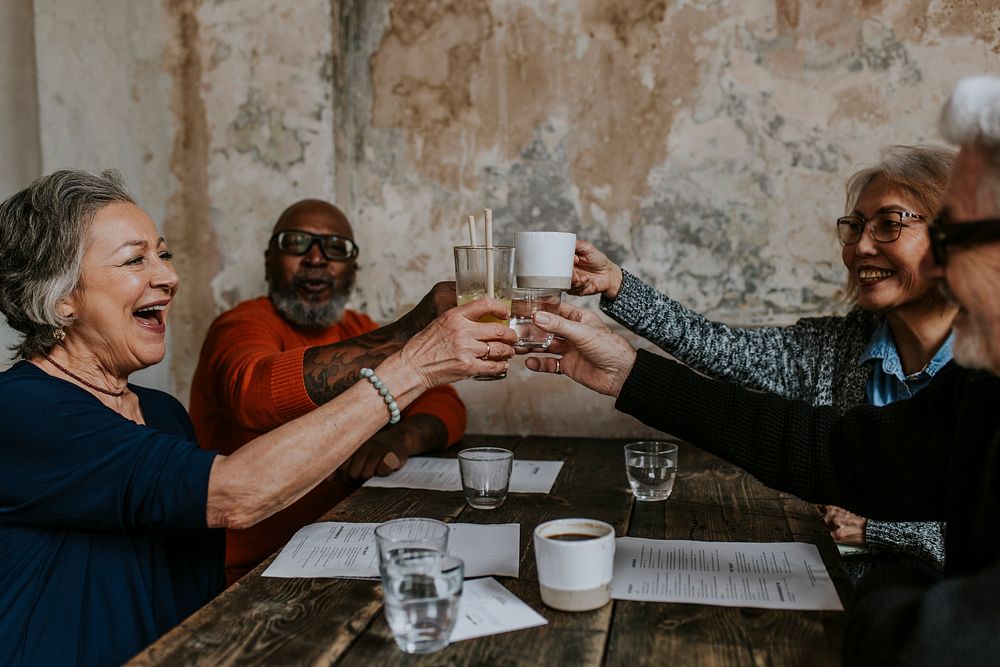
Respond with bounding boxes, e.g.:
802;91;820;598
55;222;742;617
523;75;1000;664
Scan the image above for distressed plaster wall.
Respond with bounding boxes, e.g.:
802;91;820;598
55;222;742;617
33;0;177;388
0;0;41;369
19;0;1000;437
327;0;999;436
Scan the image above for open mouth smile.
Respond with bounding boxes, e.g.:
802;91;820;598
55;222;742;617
133;303;167;332
858;267;896;285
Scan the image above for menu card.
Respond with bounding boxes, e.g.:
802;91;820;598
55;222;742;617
262;521;520;579
611;538;843;611
363;456;563;493
451;578;548;642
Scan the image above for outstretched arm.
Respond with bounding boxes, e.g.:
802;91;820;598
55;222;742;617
571;240;848;401
303;282;456;403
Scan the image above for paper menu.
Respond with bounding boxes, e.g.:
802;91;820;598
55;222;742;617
450;578;548;642
363;456;563;493
611;537;843;611
261;521;520;579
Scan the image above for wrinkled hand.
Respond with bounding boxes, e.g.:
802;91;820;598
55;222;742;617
818;504;867;545
523;303;637;397
570;240;623;299
400;298;517;388
341;430;410;481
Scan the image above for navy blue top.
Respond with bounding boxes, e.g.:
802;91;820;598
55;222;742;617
0;361;224;666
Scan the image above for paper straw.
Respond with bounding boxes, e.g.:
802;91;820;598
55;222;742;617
467;215;477;246
485;208;494;299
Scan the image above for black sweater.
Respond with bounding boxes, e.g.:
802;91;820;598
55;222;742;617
617;349;1000;666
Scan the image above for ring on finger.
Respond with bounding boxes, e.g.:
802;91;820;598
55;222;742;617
479;341;491;360
555;359;562;374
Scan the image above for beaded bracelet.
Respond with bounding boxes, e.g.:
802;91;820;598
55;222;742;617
360;368;401;424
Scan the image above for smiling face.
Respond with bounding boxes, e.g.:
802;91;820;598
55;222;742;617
936;145;1000;374
842;176;938;313
60;202;178;377
265;200;357;329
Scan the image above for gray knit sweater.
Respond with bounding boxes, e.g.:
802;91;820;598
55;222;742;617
601;269;946;570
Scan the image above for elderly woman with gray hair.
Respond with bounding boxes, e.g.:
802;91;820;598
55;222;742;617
0;169;516;665
571;144;957;579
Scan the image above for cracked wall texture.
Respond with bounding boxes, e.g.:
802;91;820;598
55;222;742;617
23;0;1000;436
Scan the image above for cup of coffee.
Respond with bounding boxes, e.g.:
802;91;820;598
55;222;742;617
533;518;615;612
514;231;576;289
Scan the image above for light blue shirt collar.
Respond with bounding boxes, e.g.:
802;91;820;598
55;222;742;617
858;319;954;406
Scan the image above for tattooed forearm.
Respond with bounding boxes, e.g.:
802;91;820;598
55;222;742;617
301;283;453;404
302;317;422;404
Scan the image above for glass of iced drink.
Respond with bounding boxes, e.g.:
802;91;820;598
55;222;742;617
454;245;515;380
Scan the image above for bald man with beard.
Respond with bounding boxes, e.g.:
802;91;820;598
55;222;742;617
190;199;467;585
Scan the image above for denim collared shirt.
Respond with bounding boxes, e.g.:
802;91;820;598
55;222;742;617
859;319;954;407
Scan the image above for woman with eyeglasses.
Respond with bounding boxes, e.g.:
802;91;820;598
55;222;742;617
0;169;516;665
570;145;957;580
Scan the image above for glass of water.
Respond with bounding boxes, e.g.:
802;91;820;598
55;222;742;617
510;287;562;349
374;518;450;576
458;447;514;509
382;551;464;654
624;440;679;501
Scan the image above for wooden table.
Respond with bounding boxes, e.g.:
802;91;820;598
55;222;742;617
130;435;851;666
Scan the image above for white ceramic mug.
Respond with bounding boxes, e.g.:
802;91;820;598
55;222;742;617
533;518;615;611
514;231;576;289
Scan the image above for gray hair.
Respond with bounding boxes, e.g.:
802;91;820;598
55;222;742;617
940;75;1000;166
0;169;135;360
842;145;956;302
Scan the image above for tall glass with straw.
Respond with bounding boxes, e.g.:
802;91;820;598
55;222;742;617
454;209;514;380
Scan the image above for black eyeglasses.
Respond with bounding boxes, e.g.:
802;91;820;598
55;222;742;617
270;229;359;261
928;209;1000;266
836;210;926;245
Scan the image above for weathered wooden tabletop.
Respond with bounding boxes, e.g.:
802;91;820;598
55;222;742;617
129;435;851;666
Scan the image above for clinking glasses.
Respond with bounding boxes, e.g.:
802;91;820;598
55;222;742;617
270;229;359;261
928;209;1000;266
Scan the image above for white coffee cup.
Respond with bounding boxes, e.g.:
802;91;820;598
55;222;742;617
514;231;576;289
533;518;615;612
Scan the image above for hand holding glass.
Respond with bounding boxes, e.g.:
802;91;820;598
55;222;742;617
382;551;464;654
510;287;561;349
454;245;515;380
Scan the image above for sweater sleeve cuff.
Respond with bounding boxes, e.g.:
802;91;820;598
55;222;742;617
616;348;676;422
269;347;316;418
600;269;642;317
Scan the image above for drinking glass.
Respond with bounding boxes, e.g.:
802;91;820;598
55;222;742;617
624;440;679;501
454;245;515;380
510;287;561;349
374;518;450;576
382;551;464;654
457;447;513;509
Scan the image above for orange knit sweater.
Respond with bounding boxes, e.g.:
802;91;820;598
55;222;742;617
189;297;466;585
